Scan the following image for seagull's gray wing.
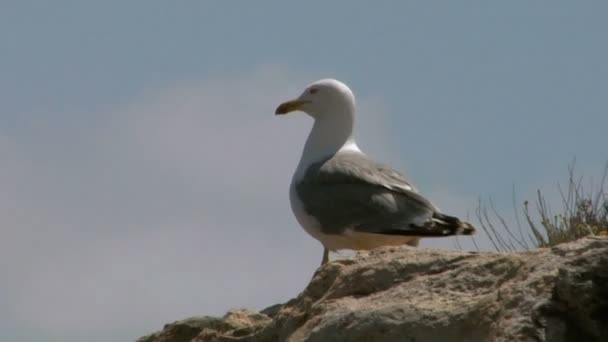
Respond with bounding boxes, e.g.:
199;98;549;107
296;152;473;236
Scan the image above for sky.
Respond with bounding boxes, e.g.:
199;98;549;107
1;1;607;341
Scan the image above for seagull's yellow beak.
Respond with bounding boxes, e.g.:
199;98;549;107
275;100;308;115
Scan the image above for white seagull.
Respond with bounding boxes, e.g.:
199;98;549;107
276;79;475;265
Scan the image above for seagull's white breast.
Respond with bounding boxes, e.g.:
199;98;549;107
289;179;418;250
289;177;324;240
290;175;355;250
289;140;365;250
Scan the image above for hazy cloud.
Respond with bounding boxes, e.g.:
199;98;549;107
0;65;484;341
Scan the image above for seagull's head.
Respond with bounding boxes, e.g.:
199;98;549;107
275;79;355;120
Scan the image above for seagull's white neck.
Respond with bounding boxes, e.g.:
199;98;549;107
296;107;361;178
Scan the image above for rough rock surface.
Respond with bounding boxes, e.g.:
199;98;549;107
138;237;608;342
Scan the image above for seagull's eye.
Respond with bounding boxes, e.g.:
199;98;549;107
309;88;319;95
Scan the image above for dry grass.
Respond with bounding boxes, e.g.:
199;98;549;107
476;160;608;252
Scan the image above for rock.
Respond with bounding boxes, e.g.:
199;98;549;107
138;310;271;342
138;237;608;342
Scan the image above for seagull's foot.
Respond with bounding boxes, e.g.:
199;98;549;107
321;248;329;266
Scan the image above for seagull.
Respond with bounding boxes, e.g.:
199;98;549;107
275;79;475;266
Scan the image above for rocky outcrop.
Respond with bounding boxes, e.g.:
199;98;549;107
138;237;608;342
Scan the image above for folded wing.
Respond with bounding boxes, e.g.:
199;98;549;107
296;152;475;237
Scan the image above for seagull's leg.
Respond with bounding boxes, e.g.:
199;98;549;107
321;248;329;266
406;238;420;247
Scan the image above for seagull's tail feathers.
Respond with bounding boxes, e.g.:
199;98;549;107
430;212;476;236
365;212;477;237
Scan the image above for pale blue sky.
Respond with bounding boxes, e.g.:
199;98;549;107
1;1;606;341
